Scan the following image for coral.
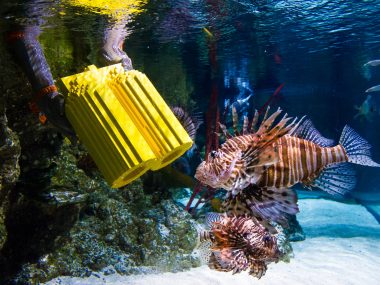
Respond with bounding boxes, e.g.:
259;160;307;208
0;102;21;252
0;112;21;194
284;214;305;242
0;139;200;284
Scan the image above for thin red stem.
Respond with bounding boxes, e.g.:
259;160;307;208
258;83;285;115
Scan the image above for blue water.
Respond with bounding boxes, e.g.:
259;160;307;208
1;0;380;283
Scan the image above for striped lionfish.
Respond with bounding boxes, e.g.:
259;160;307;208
199;213;279;279
195;107;380;227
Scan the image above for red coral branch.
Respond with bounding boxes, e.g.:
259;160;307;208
185;33;220;214
258;83;285;115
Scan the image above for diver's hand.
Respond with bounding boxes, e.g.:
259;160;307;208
100;46;133;71
121;55;133;71
37;92;77;143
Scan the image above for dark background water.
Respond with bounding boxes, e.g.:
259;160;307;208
2;0;380;196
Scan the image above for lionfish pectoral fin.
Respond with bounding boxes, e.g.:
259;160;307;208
210;250;231;270
208;252;231;272
222;187;299;232
310;163;357;196
244;187;299;228
244;145;280;169
208;252;224;271
222;193;278;234
205;212;223;229
293;119;334;147
249;261;267;279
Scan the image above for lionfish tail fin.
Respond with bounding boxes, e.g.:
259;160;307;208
339;125;380;167
312;163;356;196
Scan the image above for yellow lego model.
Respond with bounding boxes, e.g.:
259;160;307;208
60;64;193;188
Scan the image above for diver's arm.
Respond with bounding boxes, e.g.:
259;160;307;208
6;26;76;140
101;20;133;70
8;26;54;93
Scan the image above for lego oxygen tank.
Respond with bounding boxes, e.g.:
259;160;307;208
60;64;193;188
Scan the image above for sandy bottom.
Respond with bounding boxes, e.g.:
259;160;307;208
45;199;380;285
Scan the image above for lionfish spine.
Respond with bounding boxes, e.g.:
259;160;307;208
260;136;348;188
199;230;213;242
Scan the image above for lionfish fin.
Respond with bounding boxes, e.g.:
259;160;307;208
294;119;334;147
256;106;279;135
244;187;299;227
218;122;232;139
171;106;203;140
210;249;247;275
242;108;304;168
208;252;229;272
232;106;240;135
261;106;271;126
222;193;278;234
249;109;259;133
242;116;249;135
339;125;380;167
205;212;222;229
288;115;306;135
245;146;280;168
311;163;356;196
249;261;267;279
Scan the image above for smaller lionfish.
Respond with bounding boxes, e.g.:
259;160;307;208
195;107;380;228
199;213;279;279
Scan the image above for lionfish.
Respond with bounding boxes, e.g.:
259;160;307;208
195;107;380;227
199;213;279;279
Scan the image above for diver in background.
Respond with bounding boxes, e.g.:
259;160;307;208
5;0;136;141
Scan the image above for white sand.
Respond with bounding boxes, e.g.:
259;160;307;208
46;199;380;285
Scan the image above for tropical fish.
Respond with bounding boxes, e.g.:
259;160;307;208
364;60;380;67
362;60;380;80
354;94;379;122
198;213;279;279
195;107;380;225
365;84;380;93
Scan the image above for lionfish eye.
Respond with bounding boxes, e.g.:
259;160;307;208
263;234;271;243
210;150;217;159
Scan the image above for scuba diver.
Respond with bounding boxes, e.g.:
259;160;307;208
5;0;140;141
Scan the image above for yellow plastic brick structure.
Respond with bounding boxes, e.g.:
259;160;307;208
60;64;193;188
65;0;148;21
